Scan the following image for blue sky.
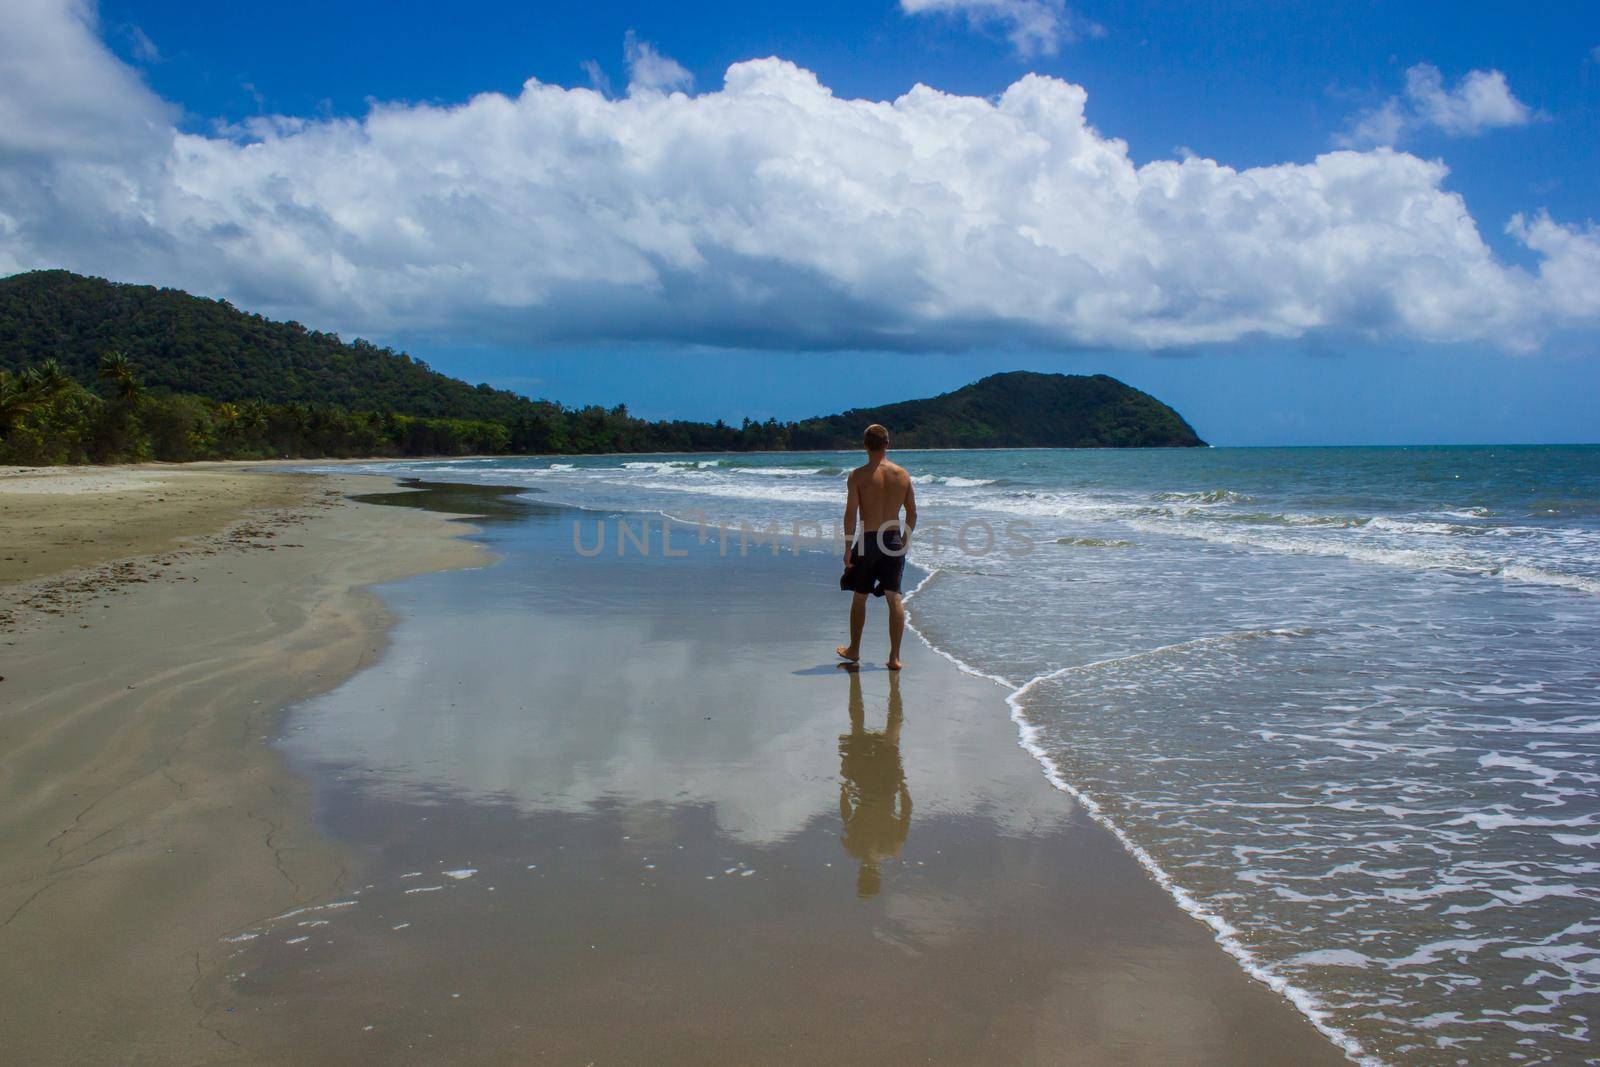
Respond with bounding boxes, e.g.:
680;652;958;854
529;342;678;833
10;0;1600;443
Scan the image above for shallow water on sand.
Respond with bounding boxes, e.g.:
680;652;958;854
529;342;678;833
306;446;1600;1065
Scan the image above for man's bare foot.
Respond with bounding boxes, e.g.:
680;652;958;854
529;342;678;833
886;658;903;671
836;645;860;663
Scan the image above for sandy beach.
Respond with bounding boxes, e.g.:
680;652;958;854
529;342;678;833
0;465;486;1063
0;466;1347;1064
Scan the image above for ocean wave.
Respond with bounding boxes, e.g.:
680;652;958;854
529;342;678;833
1154;488;1252;505
986;489;1145;518
1364;516;1484;537
1124;517;1600;595
1198;510;1369;528
607;478;841;505
1054;536;1133;548
924;475;997;487
728;465;845;478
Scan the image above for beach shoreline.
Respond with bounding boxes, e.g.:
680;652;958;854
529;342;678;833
1;463;1349;1065
0;464;488;1064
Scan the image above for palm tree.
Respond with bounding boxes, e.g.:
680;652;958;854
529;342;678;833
98;350;143;403
31;359;73;397
240;400;269;435
0;370;35;432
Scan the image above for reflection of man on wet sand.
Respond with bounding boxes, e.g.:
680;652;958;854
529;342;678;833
838;670;911;899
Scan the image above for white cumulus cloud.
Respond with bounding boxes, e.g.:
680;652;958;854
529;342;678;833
1341;63;1533;147
1;0;1596;355
899;0;1100;58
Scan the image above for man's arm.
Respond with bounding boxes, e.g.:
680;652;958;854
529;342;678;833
843;471;860;563
902;477;917;539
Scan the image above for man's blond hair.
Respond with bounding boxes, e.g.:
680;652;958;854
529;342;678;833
863;424;889;451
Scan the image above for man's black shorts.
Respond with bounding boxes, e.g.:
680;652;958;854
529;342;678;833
841;529;906;598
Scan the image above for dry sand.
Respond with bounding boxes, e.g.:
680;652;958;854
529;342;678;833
0;465;317;588
0;465;486;1064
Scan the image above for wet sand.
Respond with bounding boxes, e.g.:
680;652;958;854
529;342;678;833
201;482;1349;1064
0;468;486;1064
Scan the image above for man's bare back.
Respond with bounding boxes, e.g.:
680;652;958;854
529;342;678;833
850;457;914;536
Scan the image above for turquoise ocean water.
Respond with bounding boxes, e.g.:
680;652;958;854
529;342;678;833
321;445;1600;1064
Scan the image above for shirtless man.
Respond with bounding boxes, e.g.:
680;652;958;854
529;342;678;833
836;423;917;670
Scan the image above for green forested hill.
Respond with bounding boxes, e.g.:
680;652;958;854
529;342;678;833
0;270;1205;463
791;371;1204;449
0;270;533;421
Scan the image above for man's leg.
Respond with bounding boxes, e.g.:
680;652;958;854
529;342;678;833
837;592;869;662
885;591;905;670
